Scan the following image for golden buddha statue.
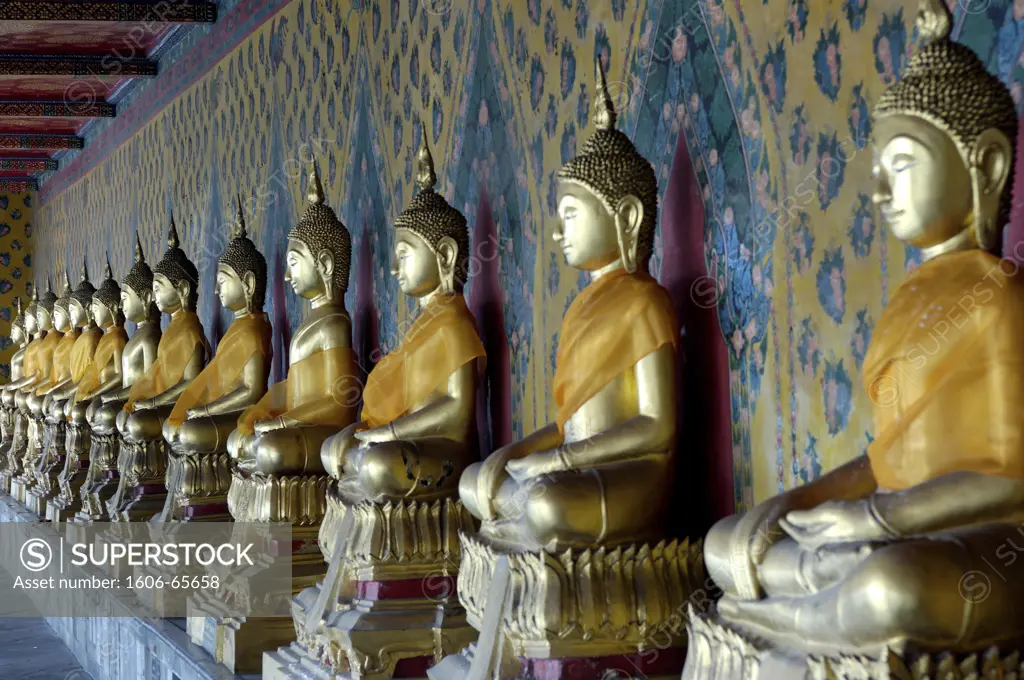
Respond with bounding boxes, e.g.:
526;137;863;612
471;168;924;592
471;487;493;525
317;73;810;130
13;278;63;504
31;262;102;516
685;1;1024;675
429;64;703;680
267;136;487;679
51;260;128;522
227;161;358;492
110;217;210;521
158;198;271;522
0;296;28;491
74;236;160;524
189;164;356;674
1;290;39;490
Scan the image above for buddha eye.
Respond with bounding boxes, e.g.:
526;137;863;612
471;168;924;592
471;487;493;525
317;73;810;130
890;155;917;173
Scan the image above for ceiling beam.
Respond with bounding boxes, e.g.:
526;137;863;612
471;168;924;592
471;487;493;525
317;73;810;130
0;55;157;78
0;1;216;23
0;158;58;172
0;134;83;150
0;101;115;117
0;178;38;192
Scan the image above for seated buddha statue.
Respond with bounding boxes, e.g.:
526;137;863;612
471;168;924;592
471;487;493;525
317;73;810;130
320;139;485;505
111;217;209;520
158;200;271;521
227;162;359;488
691;0;1024;667
0;296;29;483
460;67;679;553
51;261;128;521
76;236;160;524
32;263;102;512
429;64;699;680
15;279;65;503
1;290;39;487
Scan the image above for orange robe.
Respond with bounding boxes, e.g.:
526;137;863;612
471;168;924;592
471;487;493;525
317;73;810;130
236;342;358;436
166;313;272;429
553;268;678;432
125;311;207;413
20;336;44;385
360;294;485;429
74;328;129;403
69;327;102;384
34;330;74;396
865;250;1024;490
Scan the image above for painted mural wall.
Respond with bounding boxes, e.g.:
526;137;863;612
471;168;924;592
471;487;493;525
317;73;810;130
29;0;1024;514
0;191;34;382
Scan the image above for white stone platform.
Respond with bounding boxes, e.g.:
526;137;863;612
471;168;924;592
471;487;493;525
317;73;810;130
0;493;256;680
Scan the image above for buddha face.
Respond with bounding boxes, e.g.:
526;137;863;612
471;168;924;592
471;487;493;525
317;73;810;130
11;323;23;345
554;185;620;270
153;273;183;313
284;239;327;299
36;308;52;332
215;264;248;312
121;288;147;323
24;311;37;337
872;115;973;248
69;299;89;328
392;230;441;297
53;306;71;333
92;300;113;328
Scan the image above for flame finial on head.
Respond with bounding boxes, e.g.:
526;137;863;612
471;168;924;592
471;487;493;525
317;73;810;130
104;254;112;280
234;194;247;240
916;0;952;46
62;268;71;293
415;124;438;193
594;58;616;131
134;232;145;264
81;255;89;284
307;160;325;206
167;213;180;250
31;285;37;303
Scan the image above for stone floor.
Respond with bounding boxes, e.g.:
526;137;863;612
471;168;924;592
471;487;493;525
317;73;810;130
0;563;89;680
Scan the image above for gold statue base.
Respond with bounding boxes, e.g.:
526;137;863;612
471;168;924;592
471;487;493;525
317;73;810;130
107;436;167;521
428;533;704;680
2;413;29;497
27;416;68;519
682;607;1024;680
154;444;232;522
47;421;91;523
263;488;478;680
14;415;45;506
187;471;329;674
73;430;120;523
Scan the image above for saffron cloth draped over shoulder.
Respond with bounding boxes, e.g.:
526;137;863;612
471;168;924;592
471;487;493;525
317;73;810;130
35;330;74;395
166;313;272;429
360;293;485;429
553;267;679;433
21;335;44;384
74;328;128;403
70;326;102;384
865;249;1024;490
125;311;207;413
235;344;359;436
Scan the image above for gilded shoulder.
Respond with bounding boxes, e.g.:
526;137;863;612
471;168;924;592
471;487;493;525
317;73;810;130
319;311;352;351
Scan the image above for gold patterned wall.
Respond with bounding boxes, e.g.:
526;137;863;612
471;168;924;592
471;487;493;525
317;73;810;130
32;0;1018;509
0;190;34;383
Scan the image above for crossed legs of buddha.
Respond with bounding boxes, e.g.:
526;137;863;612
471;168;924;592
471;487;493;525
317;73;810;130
705;516;1024;652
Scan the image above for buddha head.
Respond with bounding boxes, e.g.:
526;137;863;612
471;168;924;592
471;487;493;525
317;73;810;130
555;60;658;275
24;288;38;338
285;161;351;303
37;278;57;333
391;131;470;298
53;269;73;334
872;0;1017;254
122;233;159;324
93;259;123;329
10;297;25;346
153;215;200;314
69;258;96;329
217;196;267;314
